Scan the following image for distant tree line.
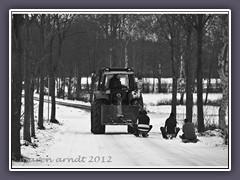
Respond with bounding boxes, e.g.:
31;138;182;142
11;12;229;160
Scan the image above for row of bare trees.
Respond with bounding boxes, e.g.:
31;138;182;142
11;13;229;160
11;14;76;160
138;14;228;133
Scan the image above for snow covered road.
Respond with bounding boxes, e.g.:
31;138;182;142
13;104;229;170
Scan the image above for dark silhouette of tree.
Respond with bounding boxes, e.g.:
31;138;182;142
23;14;38;142
179;15;196;122
11;14;24;160
217;15;229;132
46;14;75;123
36;14;46;130
155;14;183;116
192;14;212;132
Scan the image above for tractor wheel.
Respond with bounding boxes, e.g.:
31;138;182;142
91;99;106;134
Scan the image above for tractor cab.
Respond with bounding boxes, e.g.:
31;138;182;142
91;67;143;134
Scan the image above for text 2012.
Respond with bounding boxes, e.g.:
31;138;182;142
88;156;112;163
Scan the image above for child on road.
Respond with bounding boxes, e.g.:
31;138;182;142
160;112;180;139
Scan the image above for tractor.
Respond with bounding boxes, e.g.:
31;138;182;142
91;67;144;134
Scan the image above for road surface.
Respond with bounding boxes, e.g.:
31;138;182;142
12;103;229;170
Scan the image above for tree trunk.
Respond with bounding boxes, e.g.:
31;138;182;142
141;40;145;93
179;56;185;105
11;61;22;159
23;19;32;143
30;81;35;137
62;77;66;99
157;63;162;93
23;60;32;142
46;33;59;124
185;23;194;122
205;51;214;104
196;16;204;132
172;77;177;115
11;63;23;159
219;90;228;129
56;77;60;98
48;49;56;122
170;41;177;116
50;74;58;123
76;68;82;100
37;14;46;129
152;79;155;93
218;38;228;131
38;69;45;129
157;77;161;93
204;77;211;105
11;14;24;160
68;75;72;100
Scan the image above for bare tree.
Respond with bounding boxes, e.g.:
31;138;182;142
23;14;38;142
179;15;195;122
11;14;24;160
192;14;212;132
37;14;46;129
45;14;75;123
217;15;229;132
157;63;162;93
156;14;183;116
30;80;35;137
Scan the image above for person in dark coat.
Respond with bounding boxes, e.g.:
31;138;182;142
160;112;180;139
179;118;197;140
133;109;152;137
109;74;121;89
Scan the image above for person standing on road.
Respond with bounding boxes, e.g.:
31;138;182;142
133;109;153;137
160;112;180;139
179;118;197;140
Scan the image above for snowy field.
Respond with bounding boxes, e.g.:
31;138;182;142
142;93;227;126
41;92;225;124
11;93;229;170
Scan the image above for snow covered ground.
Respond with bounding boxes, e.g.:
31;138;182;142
142;93;228;126
11;93;229;171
